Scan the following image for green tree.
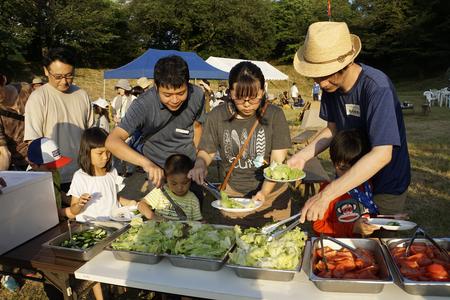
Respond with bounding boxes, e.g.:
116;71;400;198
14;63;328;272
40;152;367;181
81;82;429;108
0;0;38;76
126;0;276;60
350;0;450;71
46;0;135;67
271;0;355;64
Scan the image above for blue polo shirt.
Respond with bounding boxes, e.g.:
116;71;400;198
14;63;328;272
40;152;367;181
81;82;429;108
119;84;205;167
320;64;411;195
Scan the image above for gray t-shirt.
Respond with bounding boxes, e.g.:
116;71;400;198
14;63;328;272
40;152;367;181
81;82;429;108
24;83;94;183
199;103;291;194
119;84;206;167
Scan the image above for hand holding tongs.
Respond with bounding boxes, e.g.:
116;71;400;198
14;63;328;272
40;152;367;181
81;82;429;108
261;212;301;241
203;180;222;200
405;227;450;260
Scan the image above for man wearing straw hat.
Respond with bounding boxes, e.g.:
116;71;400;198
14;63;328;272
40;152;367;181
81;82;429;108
288;22;410;223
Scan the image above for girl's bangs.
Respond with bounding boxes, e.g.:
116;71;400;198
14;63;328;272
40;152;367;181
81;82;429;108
233;77;261;99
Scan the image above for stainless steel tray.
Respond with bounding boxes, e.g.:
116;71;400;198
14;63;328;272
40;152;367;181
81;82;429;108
381;238;450;296
225;240;307;281
309;238;393;293
43;222;128;261
107;247;163;264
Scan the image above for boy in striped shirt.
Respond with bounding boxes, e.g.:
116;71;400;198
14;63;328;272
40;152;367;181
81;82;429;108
138;154;202;221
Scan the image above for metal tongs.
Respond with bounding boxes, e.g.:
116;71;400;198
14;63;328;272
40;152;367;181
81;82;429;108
203;180;222;200
260;212;301;241
404;227;450;260
318;235;364;259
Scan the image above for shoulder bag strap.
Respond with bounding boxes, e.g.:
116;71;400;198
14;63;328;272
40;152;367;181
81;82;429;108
161;186;187;220
0;109;24;121
220;102;269;191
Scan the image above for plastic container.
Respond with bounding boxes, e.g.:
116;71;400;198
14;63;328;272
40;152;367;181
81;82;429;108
0;171;59;255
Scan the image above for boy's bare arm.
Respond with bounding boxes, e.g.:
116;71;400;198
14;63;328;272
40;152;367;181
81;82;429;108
137;200;155;219
118;196;137;207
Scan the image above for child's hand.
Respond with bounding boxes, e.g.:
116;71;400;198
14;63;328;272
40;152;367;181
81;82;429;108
78;193;91;207
353;217;378;236
252;191;266;203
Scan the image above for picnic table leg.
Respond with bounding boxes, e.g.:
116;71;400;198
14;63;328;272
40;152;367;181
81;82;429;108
41;270;77;300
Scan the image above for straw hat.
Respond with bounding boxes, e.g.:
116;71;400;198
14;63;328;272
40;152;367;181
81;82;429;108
136;77;152;89
115;79;132;91
293;22;361;78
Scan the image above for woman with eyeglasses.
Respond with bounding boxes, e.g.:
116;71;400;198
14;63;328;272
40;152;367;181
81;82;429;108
189;61;292;227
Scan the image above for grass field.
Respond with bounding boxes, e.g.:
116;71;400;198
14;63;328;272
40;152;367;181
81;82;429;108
1;66;449;299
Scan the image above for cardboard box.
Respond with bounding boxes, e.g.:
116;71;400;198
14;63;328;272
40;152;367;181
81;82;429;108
0;171;59;255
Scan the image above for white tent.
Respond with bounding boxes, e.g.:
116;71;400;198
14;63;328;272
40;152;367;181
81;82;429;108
206;56;289;81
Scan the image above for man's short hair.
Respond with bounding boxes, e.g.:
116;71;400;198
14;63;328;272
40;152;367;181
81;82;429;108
154;55;189;89
43;47;76;69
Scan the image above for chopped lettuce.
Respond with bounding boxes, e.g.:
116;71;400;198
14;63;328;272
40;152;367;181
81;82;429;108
264;162;305;181
110;220;184;253
174;224;235;258
228;225;307;270
220;191;255;209
111;220;235;258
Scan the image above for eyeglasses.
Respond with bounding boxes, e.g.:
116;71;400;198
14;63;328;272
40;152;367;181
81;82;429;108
47;70;75;81
232;96;262;105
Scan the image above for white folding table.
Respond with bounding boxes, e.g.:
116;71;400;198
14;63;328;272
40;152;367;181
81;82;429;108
74;244;446;300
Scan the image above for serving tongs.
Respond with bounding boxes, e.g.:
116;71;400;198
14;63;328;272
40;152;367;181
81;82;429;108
317;235;365;260
203;180;222;200
260;212;301;241
404;227;449;260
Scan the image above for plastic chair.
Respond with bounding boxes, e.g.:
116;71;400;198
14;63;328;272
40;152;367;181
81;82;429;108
423;90;438;106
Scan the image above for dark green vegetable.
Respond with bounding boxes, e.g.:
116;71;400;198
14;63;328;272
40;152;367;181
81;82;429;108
59;228;108;249
386;221;400;226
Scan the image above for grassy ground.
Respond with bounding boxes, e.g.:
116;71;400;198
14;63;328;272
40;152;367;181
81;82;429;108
2;67;449;299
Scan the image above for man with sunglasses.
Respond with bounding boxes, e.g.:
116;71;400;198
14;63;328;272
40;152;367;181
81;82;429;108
288;22;410;225
25;47;94;191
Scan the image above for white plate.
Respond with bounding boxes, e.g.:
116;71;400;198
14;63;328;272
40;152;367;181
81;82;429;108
211;198;262;213
367;218;417;231
110;206;140;222
263;168;306;183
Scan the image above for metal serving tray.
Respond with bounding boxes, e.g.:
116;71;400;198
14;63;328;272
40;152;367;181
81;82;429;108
107;223;234;269
107;247;163;264
381;238;450;296
225;241;307;281
309;238;393;293
43;222;128;261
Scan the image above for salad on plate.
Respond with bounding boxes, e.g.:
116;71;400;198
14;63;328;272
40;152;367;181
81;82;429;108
263;162;305;182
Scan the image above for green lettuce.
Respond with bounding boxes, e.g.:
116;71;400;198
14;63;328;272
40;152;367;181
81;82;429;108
264;162;305;180
111;221;235;258
228;225;307;270
220;191;255;209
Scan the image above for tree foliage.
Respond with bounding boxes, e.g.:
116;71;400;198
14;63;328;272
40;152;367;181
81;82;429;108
0;0;448;76
126;0;275;60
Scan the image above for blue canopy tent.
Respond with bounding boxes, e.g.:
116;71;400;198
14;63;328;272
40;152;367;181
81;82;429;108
104;48;229;80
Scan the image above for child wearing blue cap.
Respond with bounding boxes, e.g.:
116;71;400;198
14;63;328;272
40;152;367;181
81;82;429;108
27;137;75;219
